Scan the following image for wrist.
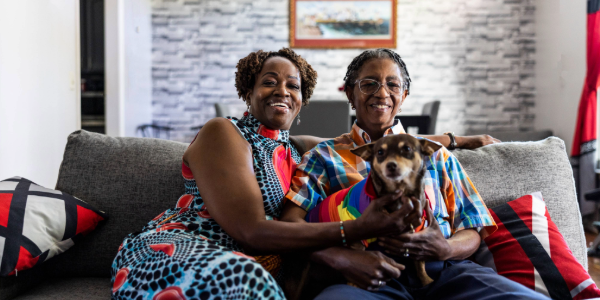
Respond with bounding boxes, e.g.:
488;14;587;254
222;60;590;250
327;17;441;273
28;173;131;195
454;135;465;148
441;239;455;261
342;219;364;242
330;248;351;271
311;247;350;271
443;132;458;150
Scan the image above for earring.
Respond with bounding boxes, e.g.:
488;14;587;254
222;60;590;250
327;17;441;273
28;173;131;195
399;107;402;113
349;102;355;110
296;114;301;125
244;103;251;116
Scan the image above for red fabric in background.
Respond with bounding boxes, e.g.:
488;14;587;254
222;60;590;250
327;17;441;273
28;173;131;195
572;7;600;156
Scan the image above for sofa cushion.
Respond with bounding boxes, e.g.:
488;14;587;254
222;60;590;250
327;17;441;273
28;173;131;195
49;130;188;278
474;192;600;299
12;277;110;300
0;177;107;276
1;133;586;300
452;137;587;268
0;266;47;300
49;134;587;277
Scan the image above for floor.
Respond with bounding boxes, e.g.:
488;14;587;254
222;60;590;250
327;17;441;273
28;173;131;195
586;232;600;284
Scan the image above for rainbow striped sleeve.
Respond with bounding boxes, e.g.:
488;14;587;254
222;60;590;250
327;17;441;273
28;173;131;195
305;178;376;246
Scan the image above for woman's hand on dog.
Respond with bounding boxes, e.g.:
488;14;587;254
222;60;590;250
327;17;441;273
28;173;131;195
333;248;405;291
358;193;423;238
378;203;452;261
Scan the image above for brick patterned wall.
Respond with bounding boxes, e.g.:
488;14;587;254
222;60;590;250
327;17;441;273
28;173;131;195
151;0;535;142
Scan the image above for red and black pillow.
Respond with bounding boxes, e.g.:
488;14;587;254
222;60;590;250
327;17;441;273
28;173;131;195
474;192;600;300
0;177;107;276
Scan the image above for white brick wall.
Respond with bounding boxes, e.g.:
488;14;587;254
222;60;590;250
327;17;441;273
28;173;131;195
151;0;535;141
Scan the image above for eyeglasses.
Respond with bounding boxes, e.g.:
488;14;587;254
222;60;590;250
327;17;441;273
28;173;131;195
354;79;404;96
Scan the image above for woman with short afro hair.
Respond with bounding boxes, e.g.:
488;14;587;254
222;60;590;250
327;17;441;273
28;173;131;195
111;48;414;300
235;47;317;107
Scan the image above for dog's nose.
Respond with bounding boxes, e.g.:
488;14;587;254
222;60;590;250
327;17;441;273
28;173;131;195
386;162;397;173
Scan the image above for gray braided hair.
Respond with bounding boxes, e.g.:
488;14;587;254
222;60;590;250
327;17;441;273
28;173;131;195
343;48;411;95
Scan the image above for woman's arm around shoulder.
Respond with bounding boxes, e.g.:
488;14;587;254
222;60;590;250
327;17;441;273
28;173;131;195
289;135;329;154
417;134;500;150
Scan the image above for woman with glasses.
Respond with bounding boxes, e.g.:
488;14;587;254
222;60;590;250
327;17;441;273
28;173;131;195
280;49;549;299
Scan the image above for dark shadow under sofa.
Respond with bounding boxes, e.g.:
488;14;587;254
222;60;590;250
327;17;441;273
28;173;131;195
0;130;588;299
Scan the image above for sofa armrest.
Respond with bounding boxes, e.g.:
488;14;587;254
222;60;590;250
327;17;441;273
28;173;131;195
0;266;47;300
452;137;587;268
51;130;187;278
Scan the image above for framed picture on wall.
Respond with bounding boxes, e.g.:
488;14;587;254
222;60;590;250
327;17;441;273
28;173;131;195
290;0;397;49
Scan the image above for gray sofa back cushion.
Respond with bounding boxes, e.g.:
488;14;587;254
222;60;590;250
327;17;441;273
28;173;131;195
453;137;587;267
52;133;586;276
9;132;584;281
51;130;187;277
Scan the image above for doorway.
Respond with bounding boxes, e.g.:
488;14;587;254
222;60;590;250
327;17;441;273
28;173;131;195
80;0;105;133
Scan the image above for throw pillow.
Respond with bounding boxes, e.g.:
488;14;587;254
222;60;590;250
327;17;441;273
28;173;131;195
474;192;600;300
0;176;107;276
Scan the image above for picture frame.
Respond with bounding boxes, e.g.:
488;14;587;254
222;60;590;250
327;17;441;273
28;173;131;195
290;0;397;49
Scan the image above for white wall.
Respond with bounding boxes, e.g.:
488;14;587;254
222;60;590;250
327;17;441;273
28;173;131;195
0;0;80;188
535;0;587;156
105;0;125;137
151;0;537;142
105;0;152;137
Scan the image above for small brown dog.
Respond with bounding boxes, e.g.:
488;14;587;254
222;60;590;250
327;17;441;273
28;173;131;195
351;134;442;286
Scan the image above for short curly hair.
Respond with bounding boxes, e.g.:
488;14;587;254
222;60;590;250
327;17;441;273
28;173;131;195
235;48;317;106
343;48;411;95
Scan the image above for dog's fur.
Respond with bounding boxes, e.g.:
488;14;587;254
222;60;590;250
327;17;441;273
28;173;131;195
350;134;442;287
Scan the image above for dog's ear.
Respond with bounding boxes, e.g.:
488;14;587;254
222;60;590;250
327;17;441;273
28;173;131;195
419;139;442;156
351;143;375;161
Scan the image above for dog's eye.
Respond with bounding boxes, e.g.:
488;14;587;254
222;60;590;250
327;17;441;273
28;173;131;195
377;149;384;155
402;146;412;152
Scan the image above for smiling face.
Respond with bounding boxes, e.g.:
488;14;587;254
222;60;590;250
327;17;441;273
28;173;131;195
247;56;302;130
346;58;408;140
350;134;442;195
371;136;422;194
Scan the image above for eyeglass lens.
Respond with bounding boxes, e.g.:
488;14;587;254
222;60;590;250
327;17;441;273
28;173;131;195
358;79;403;95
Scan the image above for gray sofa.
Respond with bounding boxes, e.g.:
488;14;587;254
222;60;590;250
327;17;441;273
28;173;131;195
0;131;587;299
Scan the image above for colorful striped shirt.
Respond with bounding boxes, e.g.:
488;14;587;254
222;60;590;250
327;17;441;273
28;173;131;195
285;121;496;238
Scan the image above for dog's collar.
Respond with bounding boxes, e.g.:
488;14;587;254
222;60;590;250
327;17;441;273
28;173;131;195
364;174;378;199
240;113;290;143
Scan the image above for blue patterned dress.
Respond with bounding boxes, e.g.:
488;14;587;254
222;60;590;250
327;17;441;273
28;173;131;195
111;114;301;300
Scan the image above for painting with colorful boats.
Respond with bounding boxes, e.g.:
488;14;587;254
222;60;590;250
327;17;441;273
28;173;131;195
290;0;396;48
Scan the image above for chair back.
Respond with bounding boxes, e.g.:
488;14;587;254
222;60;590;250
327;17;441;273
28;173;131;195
421;100;440;134
289;101;350;138
136;124;173;139
215;103;231;118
